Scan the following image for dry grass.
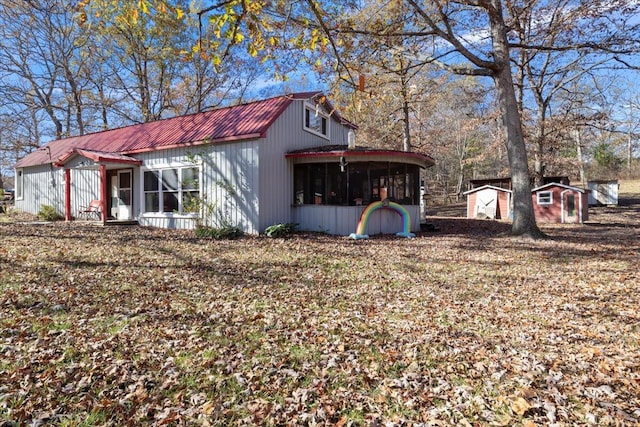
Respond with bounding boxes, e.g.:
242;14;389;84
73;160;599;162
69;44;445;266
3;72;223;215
1;192;639;426
619;179;640;197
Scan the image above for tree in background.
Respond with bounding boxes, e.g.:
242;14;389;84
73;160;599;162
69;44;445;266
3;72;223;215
0;0;91;140
506;0;638;187
288;0;546;236
3;0;640;223
420;80;506;202
0;0;270;176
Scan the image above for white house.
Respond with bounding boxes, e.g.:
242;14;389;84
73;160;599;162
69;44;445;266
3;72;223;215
14;92;434;236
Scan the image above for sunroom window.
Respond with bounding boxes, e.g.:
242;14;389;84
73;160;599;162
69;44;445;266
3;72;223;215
143;167;199;214
293;162;420;206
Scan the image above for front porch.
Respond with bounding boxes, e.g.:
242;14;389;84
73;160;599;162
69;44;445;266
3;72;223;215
54;148;142;225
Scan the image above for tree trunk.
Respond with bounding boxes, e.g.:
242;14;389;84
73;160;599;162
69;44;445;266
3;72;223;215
400;67;411;152
533;108;545;187
488;0;544;238
575;129;585;186
402;99;411;152
628;130;632;174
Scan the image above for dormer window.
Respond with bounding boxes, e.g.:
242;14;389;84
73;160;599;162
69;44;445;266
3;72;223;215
304;102;329;138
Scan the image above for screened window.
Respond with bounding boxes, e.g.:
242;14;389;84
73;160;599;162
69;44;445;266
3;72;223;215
537;191;553;205
143;167;200;214
293;162;420;206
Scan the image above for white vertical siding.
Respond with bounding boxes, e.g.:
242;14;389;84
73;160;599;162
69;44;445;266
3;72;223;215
200;141;260;234
15;97;355;233
258;99;353;232
135;142;260;233
63;158;101;218
70;169;100;217
138;216;198;229
15;165;65;216
293;205;421;236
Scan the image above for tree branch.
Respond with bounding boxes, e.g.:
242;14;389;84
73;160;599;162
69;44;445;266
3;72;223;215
303;0;357;88
405;0;498;72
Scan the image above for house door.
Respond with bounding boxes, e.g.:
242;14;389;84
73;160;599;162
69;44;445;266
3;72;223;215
111;170;132;220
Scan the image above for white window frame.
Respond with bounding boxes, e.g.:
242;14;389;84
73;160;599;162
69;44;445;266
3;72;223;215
537;190;553;205
303;102;330;139
141;165;200;217
15;168;23;200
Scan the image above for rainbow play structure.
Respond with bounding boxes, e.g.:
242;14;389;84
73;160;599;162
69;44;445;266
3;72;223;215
349;199;415;239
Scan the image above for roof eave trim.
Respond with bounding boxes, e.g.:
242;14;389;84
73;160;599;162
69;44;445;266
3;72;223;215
532;183;585;193
463;185;513;195
285;150;435;168
54;149;142;167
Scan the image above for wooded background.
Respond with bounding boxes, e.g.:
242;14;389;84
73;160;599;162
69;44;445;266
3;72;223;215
1;0;639;205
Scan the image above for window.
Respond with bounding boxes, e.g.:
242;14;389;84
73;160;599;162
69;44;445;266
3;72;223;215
144;170;160;212
143;167;200;214
304;103;329;138
567;194;576;216
181;167;200;213
15;169;23;200
293;162;420;206
537;191;552;205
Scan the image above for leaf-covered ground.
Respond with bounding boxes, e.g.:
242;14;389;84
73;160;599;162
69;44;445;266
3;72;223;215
1;201;639;426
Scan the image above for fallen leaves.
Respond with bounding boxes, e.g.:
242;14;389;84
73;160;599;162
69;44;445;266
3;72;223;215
1;205;639;425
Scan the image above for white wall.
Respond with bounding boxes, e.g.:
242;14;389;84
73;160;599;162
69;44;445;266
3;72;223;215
293;205;420;236
15;97;354;233
14;164;64;216
135;142;261;233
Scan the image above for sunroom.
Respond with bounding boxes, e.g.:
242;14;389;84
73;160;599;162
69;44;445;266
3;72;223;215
286;145;435;236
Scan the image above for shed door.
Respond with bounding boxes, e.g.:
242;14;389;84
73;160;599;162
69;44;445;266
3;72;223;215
564;193;577;223
475;188;498;219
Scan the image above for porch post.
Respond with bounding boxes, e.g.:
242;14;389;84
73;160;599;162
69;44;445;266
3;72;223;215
100;164;108;224
64;168;72;221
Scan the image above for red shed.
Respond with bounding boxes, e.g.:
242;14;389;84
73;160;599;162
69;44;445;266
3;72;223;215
463;185;512;219
531;183;588;223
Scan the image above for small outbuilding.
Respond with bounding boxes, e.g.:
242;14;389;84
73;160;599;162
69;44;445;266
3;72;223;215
531;183;588;224
463;185;512;220
587;180;619;206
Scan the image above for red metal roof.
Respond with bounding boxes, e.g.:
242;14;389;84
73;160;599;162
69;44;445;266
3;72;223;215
16;93;323;168
54;149;143;167
286;145;435;168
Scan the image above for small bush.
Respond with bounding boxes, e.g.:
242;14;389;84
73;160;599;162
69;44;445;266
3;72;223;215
265;223;298;238
195;225;244;239
38;205;64;221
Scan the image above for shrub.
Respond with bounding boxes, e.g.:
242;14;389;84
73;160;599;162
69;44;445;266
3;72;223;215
265;223;298;238
38;205;64;221
195;225;244;240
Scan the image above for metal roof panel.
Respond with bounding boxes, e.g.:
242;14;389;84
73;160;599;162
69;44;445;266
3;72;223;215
15;94;298;168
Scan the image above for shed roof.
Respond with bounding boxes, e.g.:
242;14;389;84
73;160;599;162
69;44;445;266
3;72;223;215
532;183;585;193
463;184;513;195
16;92;353;168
